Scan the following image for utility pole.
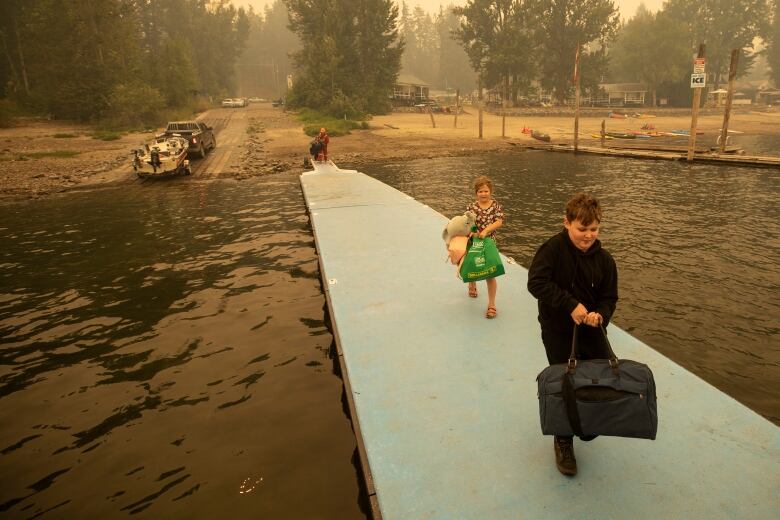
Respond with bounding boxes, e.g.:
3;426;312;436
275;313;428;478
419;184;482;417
687;44;706;162
719;49;739;154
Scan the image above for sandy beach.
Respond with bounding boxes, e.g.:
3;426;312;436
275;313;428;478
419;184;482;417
1;103;778;201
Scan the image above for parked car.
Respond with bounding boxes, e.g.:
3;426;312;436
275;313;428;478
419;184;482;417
221;98;234;108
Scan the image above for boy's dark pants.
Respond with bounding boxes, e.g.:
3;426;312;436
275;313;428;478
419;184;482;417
542;324;612;442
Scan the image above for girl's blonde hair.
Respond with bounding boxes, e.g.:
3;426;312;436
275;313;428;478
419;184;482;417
473;176;493;193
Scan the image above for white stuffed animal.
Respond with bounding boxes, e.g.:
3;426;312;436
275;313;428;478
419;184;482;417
442;210;476;246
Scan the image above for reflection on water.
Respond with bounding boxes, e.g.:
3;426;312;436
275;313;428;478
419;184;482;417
0;177;365;518
363;151;780;425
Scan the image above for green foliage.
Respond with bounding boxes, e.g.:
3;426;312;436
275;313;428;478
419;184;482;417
285;0;403;115
664;0;770;88
765;0;780;85
609;7;691;105
297;108;365;136
103;83;167;129
453;0;537;102
53;133;79;138
525;0;620;103
0;0;250;121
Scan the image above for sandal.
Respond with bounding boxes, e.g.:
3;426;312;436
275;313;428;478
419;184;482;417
468;285;478;298
486;306;497;319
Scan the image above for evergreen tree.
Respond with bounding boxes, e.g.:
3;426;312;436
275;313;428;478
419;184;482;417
0;0;249;121
764;0;780;85
664;0;770;89
452;1;536;103
609;6;691;106
436;6;476;91
526;0;619;104
284;0;402;115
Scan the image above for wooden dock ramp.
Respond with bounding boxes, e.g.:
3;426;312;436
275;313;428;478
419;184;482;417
300;161;779;520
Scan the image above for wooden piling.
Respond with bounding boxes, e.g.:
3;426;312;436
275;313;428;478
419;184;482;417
601;119;606;148
454;89;460;128
573;44;581;153
687;44;706;162
719;49;739;154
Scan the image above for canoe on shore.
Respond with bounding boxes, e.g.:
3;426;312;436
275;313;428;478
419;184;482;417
531;130;551;142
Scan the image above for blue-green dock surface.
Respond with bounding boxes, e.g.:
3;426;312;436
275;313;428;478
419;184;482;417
300;161;779;519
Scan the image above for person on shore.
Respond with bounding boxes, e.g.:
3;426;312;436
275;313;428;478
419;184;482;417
316;127;329;161
526;193;618;476
465;176;504;319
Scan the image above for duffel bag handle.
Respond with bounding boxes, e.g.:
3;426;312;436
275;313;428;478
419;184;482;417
567;324;619;374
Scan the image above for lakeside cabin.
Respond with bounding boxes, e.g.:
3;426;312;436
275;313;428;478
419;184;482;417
392;74;431;106
593;83;648;107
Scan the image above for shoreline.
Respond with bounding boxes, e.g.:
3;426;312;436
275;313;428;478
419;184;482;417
1;103;778;202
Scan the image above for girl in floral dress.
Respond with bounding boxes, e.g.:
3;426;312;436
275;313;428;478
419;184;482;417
465;176;505;319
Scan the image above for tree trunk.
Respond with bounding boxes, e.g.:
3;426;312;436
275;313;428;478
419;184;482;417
13;19;29;95
0;30;20;91
652;89;657;108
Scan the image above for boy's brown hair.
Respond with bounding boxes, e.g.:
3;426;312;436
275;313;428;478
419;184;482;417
473;176;493;193
565;193;602;225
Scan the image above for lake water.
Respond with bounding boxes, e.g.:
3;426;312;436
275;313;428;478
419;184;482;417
362;151;780;427
0;178;366;518
1;149;778;518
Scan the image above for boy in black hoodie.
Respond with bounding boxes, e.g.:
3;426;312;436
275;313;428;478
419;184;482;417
527;193;618;477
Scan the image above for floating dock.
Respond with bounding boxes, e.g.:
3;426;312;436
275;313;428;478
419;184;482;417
300;161;779;520
527;143;780;168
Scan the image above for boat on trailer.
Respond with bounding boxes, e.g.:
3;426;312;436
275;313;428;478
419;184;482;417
132;135;191;178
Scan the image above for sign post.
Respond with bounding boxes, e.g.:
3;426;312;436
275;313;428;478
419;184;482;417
687;45;706;162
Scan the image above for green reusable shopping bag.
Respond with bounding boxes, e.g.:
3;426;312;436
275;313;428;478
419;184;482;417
459;237;505;282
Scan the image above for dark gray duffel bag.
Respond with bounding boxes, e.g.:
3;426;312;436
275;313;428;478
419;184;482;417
537;325;658;440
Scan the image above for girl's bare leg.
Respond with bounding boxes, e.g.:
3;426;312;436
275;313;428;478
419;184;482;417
486;278;497;314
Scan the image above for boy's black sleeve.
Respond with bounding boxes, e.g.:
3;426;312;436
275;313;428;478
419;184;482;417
527;241;579;314
595;253;618;325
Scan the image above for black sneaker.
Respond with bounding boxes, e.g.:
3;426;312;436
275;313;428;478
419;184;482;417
554;436;577;476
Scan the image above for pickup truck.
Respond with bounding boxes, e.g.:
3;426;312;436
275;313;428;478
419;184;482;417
161;121;216;158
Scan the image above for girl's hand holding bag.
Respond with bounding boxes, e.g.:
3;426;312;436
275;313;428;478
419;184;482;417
459;236;505;282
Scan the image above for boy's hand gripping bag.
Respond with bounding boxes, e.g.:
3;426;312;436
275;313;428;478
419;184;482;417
536;325;658;440
459;237;505;282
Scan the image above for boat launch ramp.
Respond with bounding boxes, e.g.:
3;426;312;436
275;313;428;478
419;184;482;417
300;161;779;520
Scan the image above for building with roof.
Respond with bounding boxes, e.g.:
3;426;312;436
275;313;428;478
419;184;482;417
393;74;430;105
593;83;648;107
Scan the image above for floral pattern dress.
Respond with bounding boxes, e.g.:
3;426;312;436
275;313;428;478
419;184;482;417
466;200;505;244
